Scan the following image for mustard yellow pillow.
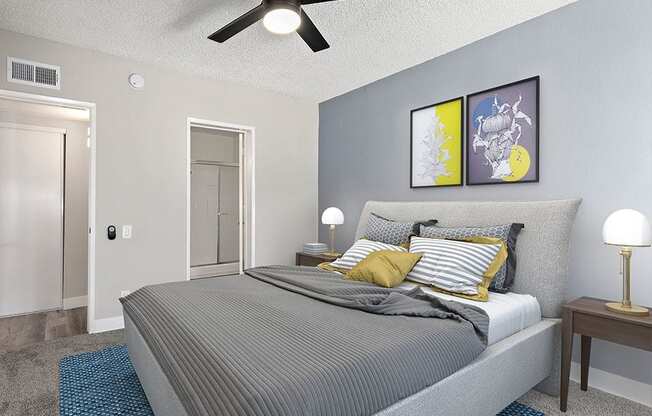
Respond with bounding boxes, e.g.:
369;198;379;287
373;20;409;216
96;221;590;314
317;261;346;273
345;250;422;288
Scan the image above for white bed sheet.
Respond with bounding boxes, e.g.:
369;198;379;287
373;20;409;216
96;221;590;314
398;282;542;345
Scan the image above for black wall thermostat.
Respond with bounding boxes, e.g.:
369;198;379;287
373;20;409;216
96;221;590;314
108;225;117;240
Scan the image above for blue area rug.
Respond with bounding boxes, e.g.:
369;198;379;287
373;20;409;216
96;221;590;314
497;402;545;416
59;345;153;416
59;345;544;416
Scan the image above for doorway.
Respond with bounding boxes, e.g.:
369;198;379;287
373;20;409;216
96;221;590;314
186;118;254;279
0;91;95;345
0;89;96;336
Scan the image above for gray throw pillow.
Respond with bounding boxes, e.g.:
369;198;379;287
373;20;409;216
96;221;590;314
418;223;524;293
365;213;437;246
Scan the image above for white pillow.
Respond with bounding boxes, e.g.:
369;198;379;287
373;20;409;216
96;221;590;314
407;236;505;300
329;239;406;270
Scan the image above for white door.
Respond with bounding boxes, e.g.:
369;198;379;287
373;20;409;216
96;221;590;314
190;164;220;267
0;123;64;316
218;166;239;264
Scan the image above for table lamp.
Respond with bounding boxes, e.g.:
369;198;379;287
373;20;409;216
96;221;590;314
602;209;651;316
321;207;344;256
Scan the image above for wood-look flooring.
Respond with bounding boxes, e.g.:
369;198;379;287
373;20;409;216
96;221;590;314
0;307;87;349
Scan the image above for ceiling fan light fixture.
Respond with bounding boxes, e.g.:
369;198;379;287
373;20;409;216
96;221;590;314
263;8;301;34
208;0;330;52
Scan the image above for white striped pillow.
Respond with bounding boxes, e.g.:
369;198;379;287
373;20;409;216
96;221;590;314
407;236;507;301
329;239;407;270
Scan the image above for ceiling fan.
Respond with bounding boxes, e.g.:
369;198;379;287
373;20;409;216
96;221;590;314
208;0;335;52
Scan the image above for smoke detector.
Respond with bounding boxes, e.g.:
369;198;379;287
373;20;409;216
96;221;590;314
128;73;145;90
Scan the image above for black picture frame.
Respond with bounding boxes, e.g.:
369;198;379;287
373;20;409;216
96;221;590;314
465;76;540;186
410;96;464;189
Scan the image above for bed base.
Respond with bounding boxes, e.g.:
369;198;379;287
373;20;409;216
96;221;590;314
125;314;560;416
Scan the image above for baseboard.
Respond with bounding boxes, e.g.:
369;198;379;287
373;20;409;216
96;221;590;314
570;362;652;407
63;295;88;310
89;315;124;334
190;262;239;279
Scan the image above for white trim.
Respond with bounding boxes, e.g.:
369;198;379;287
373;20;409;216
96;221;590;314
63;295;88;310
186;117;256;280
89;314;124;334
0;89;98;336
0;89;90;109
88;104;97;333
0;121;67;134
570;362;652;407
0;306;60;318
238;131;244;274
189;263;239;279
188;117;255;133
248;128;256;267
186;119;191;279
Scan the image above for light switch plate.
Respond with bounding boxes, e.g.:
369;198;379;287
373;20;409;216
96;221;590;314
122;225;132;239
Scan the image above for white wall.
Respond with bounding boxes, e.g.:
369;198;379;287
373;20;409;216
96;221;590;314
0;29;319;324
0;105;89;300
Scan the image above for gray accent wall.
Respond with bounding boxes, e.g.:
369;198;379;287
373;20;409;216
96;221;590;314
319;0;652;385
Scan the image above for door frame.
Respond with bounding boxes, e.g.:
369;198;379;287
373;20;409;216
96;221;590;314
186;117;255;278
0;89;97;330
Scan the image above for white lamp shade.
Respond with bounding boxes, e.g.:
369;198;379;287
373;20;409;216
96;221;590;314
321;207;344;225
602;209;652;247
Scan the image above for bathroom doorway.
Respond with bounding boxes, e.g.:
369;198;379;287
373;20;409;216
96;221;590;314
186;118;254;279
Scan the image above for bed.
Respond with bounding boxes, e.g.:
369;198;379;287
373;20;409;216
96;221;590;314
123;199;581;416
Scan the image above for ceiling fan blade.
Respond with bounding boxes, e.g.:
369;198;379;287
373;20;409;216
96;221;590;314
208;3;267;43
297;9;329;52
300;0;337;4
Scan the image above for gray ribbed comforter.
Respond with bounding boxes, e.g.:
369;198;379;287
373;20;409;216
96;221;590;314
121;266;488;416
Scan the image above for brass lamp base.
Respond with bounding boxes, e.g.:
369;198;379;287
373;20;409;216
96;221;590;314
605;246;650;317
605;302;650;317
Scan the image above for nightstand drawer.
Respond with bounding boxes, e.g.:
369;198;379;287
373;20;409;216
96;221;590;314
573;312;652;352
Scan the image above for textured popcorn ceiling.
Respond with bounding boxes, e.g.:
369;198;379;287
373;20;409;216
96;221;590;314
0;0;575;101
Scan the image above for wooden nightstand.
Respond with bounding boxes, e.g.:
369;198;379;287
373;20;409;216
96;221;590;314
295;252;339;267
560;297;652;412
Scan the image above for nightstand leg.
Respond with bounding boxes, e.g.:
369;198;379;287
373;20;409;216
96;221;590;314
580;335;591;391
560;308;573;412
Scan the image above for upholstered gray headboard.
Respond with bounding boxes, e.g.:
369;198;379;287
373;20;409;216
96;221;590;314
355;199;581;318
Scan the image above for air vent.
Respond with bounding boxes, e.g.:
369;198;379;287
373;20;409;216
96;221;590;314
7;57;60;89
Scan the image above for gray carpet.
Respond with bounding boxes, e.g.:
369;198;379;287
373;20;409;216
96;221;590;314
1;330;650;416
0;330;123;416
519;383;652;416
